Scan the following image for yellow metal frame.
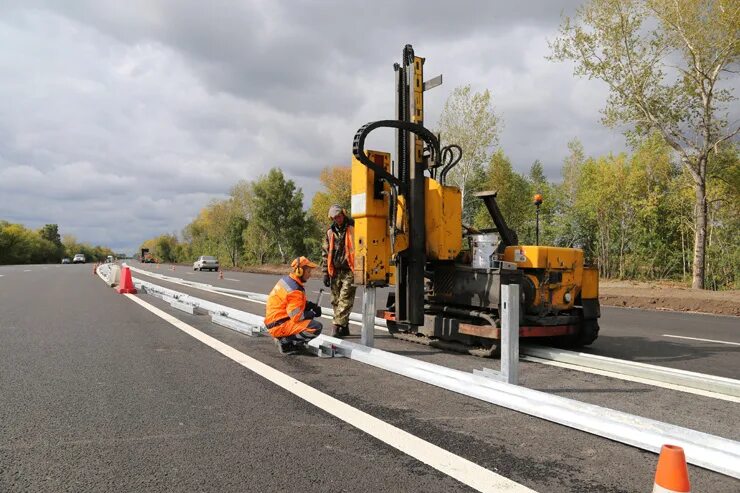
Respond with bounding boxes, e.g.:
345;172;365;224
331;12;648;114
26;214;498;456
351;150;393;285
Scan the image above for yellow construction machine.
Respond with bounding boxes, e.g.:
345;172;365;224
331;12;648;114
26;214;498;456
351;45;600;356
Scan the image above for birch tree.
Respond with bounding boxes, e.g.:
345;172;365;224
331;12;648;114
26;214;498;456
550;0;740;288
437;85;501;224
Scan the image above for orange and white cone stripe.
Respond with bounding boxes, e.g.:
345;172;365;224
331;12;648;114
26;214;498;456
653;445;690;492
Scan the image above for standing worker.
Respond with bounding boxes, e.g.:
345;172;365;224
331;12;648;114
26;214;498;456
264;256;323;354
322;204;356;338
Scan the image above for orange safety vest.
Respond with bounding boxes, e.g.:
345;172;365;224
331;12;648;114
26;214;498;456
264;273;316;338
326;225;355;278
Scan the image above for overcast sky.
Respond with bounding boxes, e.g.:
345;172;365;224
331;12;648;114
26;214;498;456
0;0;631;254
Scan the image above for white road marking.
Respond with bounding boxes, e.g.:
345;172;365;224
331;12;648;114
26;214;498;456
124;293;534;493
0;274;4;277
662;334;740;346
23;269;32;272
224;278;240;282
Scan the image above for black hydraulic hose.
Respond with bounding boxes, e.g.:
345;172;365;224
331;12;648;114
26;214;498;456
426;303;498;326
439;144;462;185
352;119;442;192
388;183;399;249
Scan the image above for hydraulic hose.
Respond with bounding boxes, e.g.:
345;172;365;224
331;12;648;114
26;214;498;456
352;119;442;192
426;303;498;326
439;144;462;185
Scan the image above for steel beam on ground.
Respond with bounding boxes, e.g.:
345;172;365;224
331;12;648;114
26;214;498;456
170;299;195;314
522;345;740;398
127;267;738;400
211;314;261;336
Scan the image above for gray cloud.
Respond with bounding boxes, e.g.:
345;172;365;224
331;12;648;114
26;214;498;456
0;1;645;254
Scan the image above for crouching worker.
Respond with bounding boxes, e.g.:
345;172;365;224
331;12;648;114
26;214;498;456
264;256;323;354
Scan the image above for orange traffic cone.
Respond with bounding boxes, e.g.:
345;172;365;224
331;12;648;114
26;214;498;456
116;265;137;294
156;263;160;269
653;445;690;492
219;268;224;280
171;264;175;271
92;262;97;275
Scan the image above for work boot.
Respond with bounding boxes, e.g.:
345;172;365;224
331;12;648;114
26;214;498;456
331;324;344;338
275;338;298;355
338;325;351;337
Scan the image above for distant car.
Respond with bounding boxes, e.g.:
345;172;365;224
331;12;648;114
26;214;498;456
73;254;86;264
193;256;219;272
61;258;71;264
106;255;114;263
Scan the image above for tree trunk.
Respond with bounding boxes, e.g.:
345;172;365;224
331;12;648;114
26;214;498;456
691;178;707;289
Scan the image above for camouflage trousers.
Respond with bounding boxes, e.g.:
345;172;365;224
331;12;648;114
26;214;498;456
330;269;356;326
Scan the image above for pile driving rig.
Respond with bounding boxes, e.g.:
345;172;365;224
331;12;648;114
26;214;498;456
351;45;600;357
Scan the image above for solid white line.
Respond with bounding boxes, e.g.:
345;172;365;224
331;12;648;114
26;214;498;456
522;356;740;403
23;269;32;272
663;334;740;346
124;293;534;493
224;278;240;282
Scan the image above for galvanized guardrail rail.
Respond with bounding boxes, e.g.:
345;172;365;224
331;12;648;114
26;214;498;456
307;335;740;479
127;266;740;401
111;267;740;478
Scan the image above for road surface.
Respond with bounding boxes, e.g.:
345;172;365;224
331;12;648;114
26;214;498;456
1;263;738;492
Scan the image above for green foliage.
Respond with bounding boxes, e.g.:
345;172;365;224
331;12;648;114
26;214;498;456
464;134;737;289
143;168;311;267
550;0;740;288
437;85;501;224
40;224;62;247
0;222;113;264
473;150;532;238
246;168;308;264
309;166;351;225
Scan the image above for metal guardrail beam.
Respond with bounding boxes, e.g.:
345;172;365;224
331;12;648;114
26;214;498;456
307;335;740;479
131;277;265;336
522;345;740;399
118;267;740;477
126;267;740;400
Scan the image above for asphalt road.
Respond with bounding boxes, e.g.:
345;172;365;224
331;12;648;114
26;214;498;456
1;263;739;492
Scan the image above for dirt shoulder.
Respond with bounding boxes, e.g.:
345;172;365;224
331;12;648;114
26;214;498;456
224;263;740;317
600;279;739;317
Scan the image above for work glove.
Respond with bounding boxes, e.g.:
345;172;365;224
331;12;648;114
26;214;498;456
305;301;322;318
323;274;331;288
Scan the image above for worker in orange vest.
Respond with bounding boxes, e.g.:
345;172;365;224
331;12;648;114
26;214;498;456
321;204;356;338
264;256;323;354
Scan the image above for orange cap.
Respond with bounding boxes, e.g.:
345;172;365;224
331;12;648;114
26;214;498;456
291;256;317;269
654;445;691;492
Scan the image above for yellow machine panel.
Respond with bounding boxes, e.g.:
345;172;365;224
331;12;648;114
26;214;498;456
582;266;599;299
425;179;462;260
351;150;393;285
502;245;583;270
503;245;588;311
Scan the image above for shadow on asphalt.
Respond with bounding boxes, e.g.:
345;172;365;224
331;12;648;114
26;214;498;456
586;335;740;364
539;387;653;394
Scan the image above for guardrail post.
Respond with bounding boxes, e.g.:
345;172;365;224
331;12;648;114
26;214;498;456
361;286;376;347
500;283;519;385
